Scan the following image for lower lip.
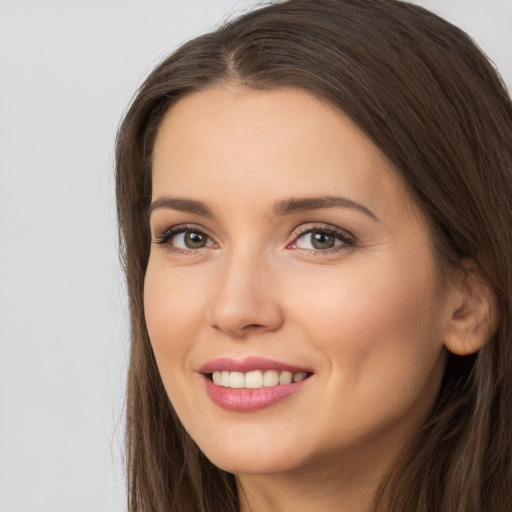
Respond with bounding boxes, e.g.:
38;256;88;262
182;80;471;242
202;374;311;412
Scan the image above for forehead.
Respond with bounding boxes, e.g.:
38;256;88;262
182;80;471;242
151;85;416;222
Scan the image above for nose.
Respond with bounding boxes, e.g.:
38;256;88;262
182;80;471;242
207;249;284;339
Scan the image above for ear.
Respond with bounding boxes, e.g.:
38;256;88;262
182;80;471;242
444;266;498;356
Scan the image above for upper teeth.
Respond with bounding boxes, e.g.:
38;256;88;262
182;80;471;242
211;370;308;389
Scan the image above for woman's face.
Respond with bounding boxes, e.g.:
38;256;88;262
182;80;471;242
145;85;455;480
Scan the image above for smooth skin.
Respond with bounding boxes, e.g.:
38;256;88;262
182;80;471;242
144;85;494;511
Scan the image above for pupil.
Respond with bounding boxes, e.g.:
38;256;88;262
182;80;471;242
185;232;206;248
312;231;334;249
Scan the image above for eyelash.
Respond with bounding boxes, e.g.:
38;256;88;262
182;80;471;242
152;223;356;255
288;224;356;255
153;224;215;255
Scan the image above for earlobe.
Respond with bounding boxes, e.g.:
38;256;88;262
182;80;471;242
443;268;498;356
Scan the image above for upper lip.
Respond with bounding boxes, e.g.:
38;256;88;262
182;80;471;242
199;356;312;374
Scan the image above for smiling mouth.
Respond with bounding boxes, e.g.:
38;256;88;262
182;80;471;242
208;369;312;389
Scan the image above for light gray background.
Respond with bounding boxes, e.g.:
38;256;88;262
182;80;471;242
0;1;510;511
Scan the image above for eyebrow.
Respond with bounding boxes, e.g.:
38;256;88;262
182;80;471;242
148;197;214;218
272;196;379;221
148;194;379;221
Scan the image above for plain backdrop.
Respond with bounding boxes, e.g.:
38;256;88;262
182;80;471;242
0;1;510;511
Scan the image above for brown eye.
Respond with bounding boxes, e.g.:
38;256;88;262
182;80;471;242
291;225;355;252
183;231;208;248
154;227;215;251
310;231;335;250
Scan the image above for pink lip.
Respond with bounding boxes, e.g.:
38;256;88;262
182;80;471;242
202;375;311;412
199;356;311;374
199;357;313;412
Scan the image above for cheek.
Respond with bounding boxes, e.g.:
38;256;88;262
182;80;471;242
143;262;204;368
283;259;446;445
285;256;444;386
143;261;212;422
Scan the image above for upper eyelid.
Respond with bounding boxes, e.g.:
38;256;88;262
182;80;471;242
153;223;215;244
291;222;355;239
153;223;210;236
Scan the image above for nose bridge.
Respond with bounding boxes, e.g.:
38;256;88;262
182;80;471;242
208;240;283;337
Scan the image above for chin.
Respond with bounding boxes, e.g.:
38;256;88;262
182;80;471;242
196;435;306;476
207;452;298;476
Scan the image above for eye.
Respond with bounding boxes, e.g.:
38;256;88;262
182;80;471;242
288;225;355;252
173;230;212;249
153;225;215;252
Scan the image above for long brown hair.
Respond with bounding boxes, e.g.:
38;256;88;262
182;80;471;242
115;1;512;510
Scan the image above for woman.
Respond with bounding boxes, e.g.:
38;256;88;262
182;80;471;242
115;0;512;510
